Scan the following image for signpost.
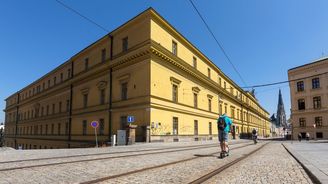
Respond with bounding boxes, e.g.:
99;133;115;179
91;121;99;148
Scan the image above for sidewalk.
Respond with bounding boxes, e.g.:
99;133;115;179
283;142;328;184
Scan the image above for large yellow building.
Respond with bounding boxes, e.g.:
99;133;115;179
4;8;270;149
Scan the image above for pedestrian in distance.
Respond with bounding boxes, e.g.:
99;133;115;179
298;133;302;142
306;132;310;141
217;113;233;158
252;128;258;144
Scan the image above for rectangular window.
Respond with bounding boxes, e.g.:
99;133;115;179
83;94;88;108
101;49;106;62
58;123;61;135
48;80;50;88
172;84;178;103
172;41;177;55
59;101;62;113
51;124;54;135
312;78;320;89
193;56;197;68
120;116;127;130
66;100;70;112
299;118;306;127
194;120;198;135
207;68;211;78
193;93;198;108
231;107;235;119
315;117;322;127
219;77;221;87
230;86;234;94
42;82;45;91
219;103;222;115
41;107;44;116
121;83;128;100
46;105;49;115
208;99;212;112
313;96;321;109
298;99;305;110
60;73;63;82
99;119;104;135
122;37;128;52
45;124;48;135
53;77;56;85
82;120;87;135
224;82;226;89
85;58;89;71
173;117;178;135
52;103;55;114
209;122;212;135
68;69;71;79
65;122;69;135
100;89;105;105
297;81;304;92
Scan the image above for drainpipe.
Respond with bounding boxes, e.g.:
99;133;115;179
15;93;20;149
108;34;113;142
68;61;74;148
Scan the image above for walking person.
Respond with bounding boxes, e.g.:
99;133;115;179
217;113;233;158
252;128;258;144
298;133;302;142
306;132;310;141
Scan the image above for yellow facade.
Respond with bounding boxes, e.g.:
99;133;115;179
3;8;270;149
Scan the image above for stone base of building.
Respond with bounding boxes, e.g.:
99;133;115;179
150;135;241;142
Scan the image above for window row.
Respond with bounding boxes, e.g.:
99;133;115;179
16;122;69;136
172;117;212;136
18;100;70;121
299;117;323;127
297;96;323;110
20;69;72;101
296;77;321;92
170;41;245;102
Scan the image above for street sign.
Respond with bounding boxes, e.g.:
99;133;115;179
91;121;99;148
91;121;99;128
127;116;135;123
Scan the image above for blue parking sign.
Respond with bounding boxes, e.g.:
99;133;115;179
127;116;135;123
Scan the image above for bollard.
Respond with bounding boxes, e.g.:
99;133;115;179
111;134;116;146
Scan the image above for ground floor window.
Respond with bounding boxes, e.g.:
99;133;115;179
316;132;323;139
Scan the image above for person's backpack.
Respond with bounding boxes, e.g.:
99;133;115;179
217;117;227;131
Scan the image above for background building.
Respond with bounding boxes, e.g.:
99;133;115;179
3;8;270;149
288;57;328;140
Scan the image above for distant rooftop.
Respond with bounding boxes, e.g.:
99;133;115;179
288;56;328;71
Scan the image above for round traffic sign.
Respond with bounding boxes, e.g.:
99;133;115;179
91;121;99;128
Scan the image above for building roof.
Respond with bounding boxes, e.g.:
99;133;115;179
288;56;328;71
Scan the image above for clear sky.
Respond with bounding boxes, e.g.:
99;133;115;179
1;0;328;123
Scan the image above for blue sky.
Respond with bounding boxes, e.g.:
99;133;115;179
1;0;328;123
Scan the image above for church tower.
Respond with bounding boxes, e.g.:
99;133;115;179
276;89;287;128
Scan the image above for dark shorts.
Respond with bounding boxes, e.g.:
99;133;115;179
218;130;228;143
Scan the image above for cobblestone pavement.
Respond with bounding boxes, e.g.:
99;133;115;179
0;140;249;184
100;142;263;184
204;142;313;184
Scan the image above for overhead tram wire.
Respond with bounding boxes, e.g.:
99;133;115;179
189;0;247;87
241;71;328;89
55;0;110;33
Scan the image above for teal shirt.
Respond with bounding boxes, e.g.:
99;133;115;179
218;115;233;132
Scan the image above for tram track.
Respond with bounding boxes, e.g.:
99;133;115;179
188;142;269;184
80;142;258;184
0;141;249;172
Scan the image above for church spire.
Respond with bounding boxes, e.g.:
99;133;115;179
276;89;286;127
